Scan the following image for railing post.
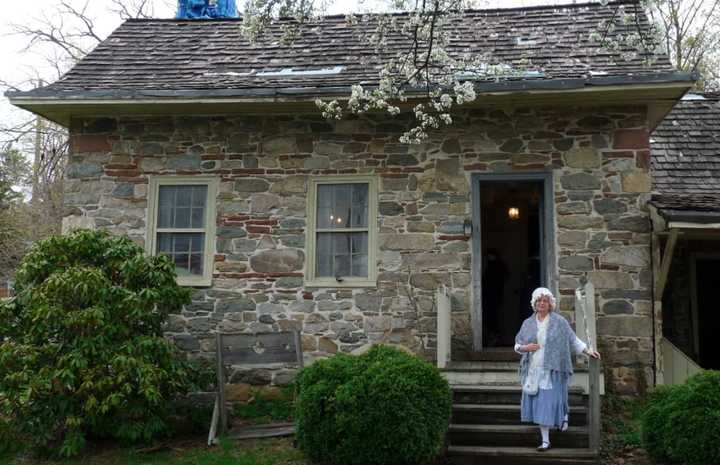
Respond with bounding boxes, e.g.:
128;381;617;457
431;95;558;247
588;357;601;452
436;286;451;369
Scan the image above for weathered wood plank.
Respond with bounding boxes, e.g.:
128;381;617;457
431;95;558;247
588;357;601;452
220;332;298;364
208;396;220;446
656;228;678;297
227;423;295;440
216;333;228;435
437;286;451;369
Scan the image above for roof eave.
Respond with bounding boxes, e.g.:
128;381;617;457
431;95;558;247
7;72;697;127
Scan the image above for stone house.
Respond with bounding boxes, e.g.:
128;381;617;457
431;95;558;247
650;94;720;385
7;1;695;396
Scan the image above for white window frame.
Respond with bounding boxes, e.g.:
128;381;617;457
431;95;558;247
305;175;378;288
146;175;218;287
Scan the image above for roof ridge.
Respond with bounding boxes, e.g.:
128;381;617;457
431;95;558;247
123;0;641;23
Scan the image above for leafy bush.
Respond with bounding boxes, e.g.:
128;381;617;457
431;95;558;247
641;371;720;465
295;345;452;465
0;230;200;456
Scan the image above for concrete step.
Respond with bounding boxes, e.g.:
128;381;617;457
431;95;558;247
452;404;587;426
447;445;598;465
448;424;589;448
452;385;586;407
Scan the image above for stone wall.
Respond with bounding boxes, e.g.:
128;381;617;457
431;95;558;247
64;105;653;394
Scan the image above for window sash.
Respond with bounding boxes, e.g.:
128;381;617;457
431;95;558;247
146;176;217;287
306;176;377;288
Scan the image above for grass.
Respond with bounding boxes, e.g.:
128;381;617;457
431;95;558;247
0;436;309;465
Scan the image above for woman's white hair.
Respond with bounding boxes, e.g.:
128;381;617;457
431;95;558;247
530;287;556;311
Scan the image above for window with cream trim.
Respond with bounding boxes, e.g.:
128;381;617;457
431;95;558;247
306;176;378;287
146;176;217;286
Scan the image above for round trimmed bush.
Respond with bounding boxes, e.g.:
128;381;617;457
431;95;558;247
641;370;720;465
0;230;200;457
295;345;452;465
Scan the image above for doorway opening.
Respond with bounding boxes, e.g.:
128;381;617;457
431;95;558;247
694;257;720;369
479;180;545;348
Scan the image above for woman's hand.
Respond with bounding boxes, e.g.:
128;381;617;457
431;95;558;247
524;343;540;352
585;349;601;359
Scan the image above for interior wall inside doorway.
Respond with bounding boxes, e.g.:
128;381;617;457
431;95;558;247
480;181;543;347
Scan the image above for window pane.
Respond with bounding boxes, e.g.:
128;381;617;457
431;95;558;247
317;185;333;207
351;254;368;277
351;233;368;254
316;233;333;277
157;232;204;276
351;184;369;227
158;186;176;228
192;186;207;208
317;206;333;229
176;186;193;207
191;207;205;228
174;208;191;228
332;233;350;255
335;255;351;277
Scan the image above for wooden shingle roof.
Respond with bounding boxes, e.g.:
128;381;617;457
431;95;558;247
651;96;720;215
11;1;675;99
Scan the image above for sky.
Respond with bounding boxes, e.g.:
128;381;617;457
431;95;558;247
0;0;583;147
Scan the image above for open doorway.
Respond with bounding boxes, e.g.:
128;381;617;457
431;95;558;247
474;177;548;349
693;257;720;369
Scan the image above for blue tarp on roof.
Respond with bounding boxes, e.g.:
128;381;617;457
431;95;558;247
176;0;238;19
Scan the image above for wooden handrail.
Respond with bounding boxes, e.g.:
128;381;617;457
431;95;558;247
575;282;601;452
588;357;601;452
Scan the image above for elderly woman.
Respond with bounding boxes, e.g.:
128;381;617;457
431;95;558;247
514;287;600;451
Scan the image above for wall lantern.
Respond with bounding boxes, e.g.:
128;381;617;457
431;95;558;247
463;219;473;238
508;207;520;220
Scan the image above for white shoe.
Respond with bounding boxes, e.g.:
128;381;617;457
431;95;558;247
537;441;551;451
560;419;569;432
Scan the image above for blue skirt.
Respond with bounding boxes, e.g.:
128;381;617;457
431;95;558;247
520;370;570;428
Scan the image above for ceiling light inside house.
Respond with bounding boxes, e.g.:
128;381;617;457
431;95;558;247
508;207;520;220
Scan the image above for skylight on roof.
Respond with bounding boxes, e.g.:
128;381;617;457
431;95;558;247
455;63;545;80
682;93;707;100
256;66;345;77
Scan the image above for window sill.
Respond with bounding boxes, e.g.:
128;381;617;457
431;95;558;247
304;279;377;289
177;276;213;287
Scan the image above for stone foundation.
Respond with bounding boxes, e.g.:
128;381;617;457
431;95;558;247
65;105;654;394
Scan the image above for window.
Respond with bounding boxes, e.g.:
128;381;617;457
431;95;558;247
146;176;217;286
306;176;378;287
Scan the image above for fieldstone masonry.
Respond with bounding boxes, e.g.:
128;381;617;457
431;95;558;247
64;105;654;394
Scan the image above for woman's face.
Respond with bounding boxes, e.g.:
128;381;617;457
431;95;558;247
535;295;553;314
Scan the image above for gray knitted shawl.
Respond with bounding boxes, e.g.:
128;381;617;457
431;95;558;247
515;312;576;378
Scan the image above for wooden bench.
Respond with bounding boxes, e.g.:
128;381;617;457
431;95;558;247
208;330;303;445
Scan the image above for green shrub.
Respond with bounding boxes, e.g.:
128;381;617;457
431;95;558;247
295;345;452;465
641;371;720;465
0;230;201;457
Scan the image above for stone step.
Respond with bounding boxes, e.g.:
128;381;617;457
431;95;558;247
452;404;587;426
447;445;597;465
448;424;589;449
452;385;586;407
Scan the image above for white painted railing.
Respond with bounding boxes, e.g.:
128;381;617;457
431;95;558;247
661;337;703;385
436;286;451;369
575;282;601;452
